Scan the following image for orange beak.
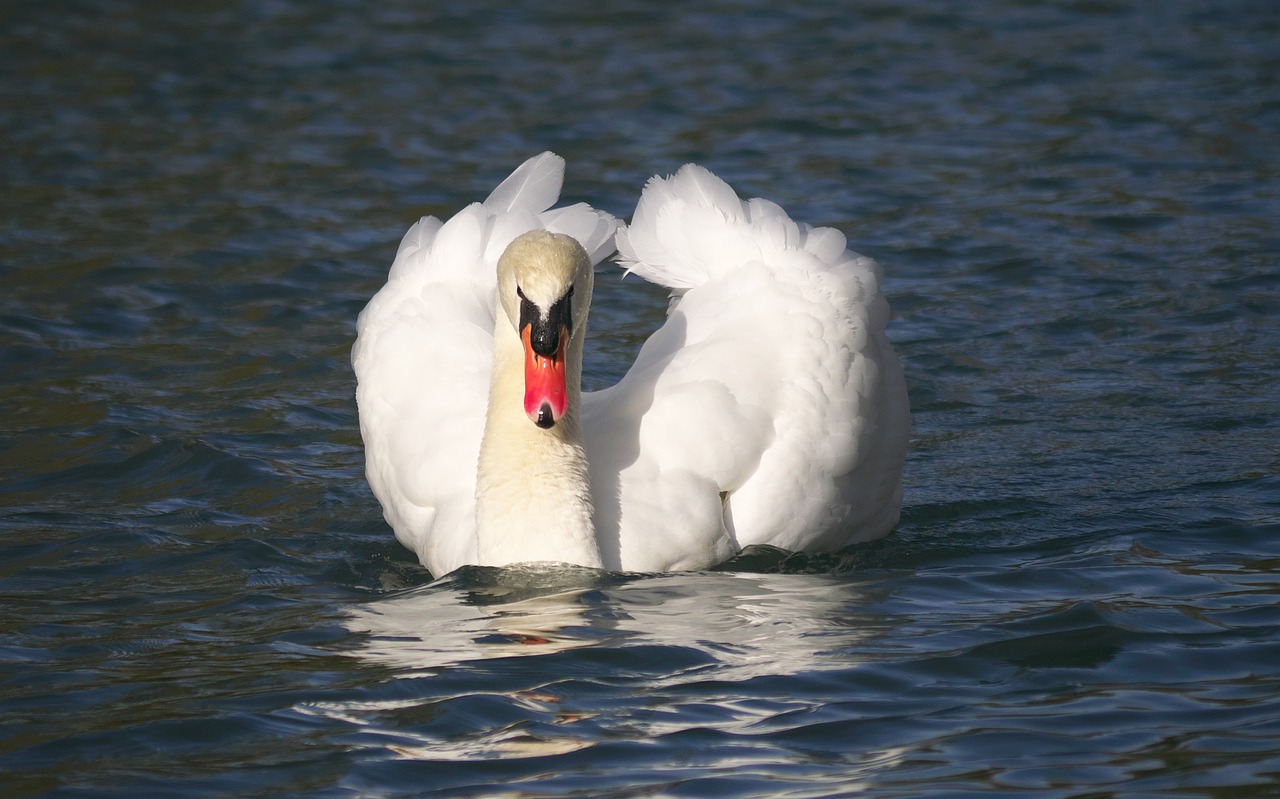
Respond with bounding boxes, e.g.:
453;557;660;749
522;324;568;429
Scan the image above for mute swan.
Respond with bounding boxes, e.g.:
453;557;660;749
353;152;909;577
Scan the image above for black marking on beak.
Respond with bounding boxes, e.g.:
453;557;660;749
518;285;574;357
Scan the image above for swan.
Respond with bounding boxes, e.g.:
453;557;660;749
353;152;909;576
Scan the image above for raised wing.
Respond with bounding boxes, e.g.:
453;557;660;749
584;165;909;571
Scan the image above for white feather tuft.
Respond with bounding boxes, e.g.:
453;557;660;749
616;164;854;291
482;151;565;215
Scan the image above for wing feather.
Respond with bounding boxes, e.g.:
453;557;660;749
481;151;565;215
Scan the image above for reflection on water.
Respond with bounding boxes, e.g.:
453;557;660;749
331;566;894;765
347;566;883;675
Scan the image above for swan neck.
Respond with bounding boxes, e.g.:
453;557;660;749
475;322;601;569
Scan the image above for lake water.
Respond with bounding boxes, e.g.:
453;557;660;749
3;1;1279;797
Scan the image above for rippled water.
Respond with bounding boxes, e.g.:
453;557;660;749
3;1;1279;797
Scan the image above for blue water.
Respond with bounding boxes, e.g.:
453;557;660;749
3;1;1279;797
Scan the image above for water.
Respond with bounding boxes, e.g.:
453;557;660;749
2;1;1279;796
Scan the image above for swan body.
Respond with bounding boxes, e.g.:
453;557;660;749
353;153;909;577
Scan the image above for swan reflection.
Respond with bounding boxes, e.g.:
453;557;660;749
345;564;887;679
322;564;903;766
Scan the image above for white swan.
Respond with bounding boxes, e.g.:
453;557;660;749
353;152;909;576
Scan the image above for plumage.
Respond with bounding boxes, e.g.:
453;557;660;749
353;153;909;577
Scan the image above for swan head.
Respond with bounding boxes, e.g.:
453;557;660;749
497;230;594;430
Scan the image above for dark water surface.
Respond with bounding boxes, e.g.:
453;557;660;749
3;1;1279;797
